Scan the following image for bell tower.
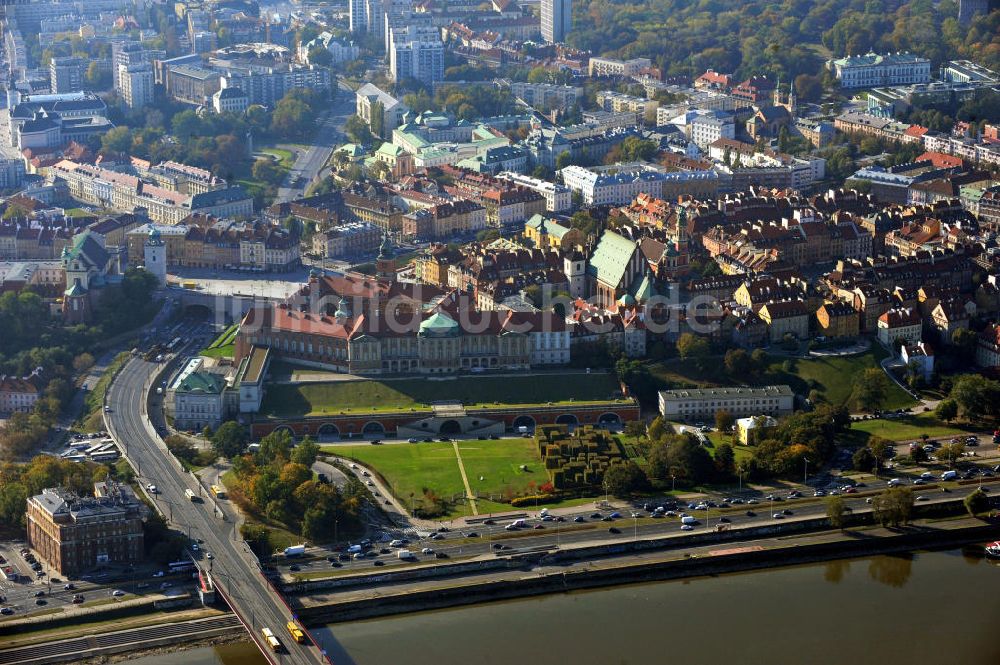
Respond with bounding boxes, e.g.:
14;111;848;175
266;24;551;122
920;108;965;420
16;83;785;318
376;232;396;282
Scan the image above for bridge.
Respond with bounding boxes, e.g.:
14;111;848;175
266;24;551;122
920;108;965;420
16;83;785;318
105;356;330;665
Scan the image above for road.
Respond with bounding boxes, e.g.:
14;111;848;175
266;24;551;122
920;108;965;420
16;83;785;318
275;79;355;203
105;357;328;665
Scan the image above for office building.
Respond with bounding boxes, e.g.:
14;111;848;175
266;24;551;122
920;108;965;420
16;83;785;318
26;482;145;576
49;57;84;94
350;0;368;33
541;0;572;44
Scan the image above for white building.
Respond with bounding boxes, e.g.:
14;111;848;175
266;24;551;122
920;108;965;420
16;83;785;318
876;307;922;349
166;357;229;431
658;385;795;420
349;0;368;33
560;164;718;206
355;83;409;137
541;0;572;44
690;113;736;148
388;23;443;84
588;57;651;78
830;52;931;89
212;86;249;114
118;63;154;111
497;172;572;212
507;82;582;111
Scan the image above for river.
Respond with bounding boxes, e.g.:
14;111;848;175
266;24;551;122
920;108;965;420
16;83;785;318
126;548;1000;665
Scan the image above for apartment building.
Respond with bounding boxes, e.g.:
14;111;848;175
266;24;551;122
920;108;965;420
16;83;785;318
312;222;382;259
588;57;651;78
541;0;572;43
507;82;582;111
389;24;444;84
830;52;931;89
658;385;795;420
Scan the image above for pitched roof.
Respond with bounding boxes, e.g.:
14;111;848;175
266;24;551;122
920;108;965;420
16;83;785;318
587;230;638;289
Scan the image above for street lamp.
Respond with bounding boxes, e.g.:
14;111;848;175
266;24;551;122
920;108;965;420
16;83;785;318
803;458;809;486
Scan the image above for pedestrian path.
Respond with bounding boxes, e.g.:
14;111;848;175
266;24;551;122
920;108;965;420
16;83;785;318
452;441;479;516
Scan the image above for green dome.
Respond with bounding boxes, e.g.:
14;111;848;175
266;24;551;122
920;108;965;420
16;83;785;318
618;293;636;306
418;311;459;337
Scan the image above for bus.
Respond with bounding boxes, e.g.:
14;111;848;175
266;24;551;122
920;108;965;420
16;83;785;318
165;337;183;352
286;621;306;644
90;451;120;462
261;627;282;652
210;485;227;499
185;488;197;501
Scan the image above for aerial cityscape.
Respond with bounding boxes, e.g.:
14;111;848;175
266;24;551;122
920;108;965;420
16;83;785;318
1;0;1000;663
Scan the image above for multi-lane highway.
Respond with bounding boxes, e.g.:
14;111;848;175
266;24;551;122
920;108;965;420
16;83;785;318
105;357;327;665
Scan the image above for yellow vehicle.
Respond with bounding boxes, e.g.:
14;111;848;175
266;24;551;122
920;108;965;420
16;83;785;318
210;484;226;499
286;620;306;644
261;627;281;652
182;281;197;289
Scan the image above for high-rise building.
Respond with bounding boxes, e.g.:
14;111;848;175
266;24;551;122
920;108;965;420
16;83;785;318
541;0;572;44
112;42;147;90
49;56;85;94
958;0;990;26
118;63;154;110
389;23;443;84
350;0;369;33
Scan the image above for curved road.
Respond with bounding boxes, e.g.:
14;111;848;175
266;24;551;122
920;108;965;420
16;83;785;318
105;357;329;665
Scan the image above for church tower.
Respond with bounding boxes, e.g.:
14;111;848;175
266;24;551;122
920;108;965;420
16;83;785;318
376;232;396;282
144;226;167;286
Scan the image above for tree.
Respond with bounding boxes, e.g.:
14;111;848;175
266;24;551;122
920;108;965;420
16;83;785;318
750;349;769;375
307;46;333;67
624;420;646;441
826;496;846;529
290;437;320;467
344;115;373;145
676;333;710;364
852;446;876;473
853;368;889;412
723;348;751;377
964;488;990;517
950;374;1000;420
714;443;735;478
909;445;929;464
211;422;248;458
936;441;964;468
868;437;892;473
715;409;734;434
257;429;292;465
647;416;667;442
935;398;958;423
602;461;648;497
251;157;284;187
951;328;977;363
872;487;914;527
101;126;133;154
72;353;95;372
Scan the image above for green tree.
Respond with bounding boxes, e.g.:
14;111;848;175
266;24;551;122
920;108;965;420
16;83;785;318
344;115;373;144
251;157;284;186
257;429;292;465
950;374;1000;420
964;488;990;517
868;436;892;473
290;437;320;467
212;422;249;458
714;443;735;478
715;409;734;433
602;461;648;497
307;46;333;67
647;416;667;443
935;398;958;423
872;487;914;527
936;441;964;468
910;445;929;464
101;126;133;154
676;333;710;364
853;368;889;412
826;496;846;529
852;446;876;473
723;348;751;377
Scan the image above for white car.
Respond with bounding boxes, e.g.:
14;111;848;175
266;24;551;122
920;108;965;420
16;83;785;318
147;484;158;494
111;589;125;597
153;571;164;577
680;524;694;531
205;552;213;559
421;547;434;554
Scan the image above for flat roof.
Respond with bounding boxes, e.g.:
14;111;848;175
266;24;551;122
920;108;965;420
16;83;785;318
659;385;794;399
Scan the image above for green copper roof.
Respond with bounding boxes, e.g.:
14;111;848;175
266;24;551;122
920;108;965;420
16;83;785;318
419;311;459;336
587;231;637;289
64;281;87;297
175;370;226;395
526;214;573;241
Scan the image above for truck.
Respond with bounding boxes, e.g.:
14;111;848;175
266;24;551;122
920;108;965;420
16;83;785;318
184;488;196;501
396;549;416;560
283;545;306;557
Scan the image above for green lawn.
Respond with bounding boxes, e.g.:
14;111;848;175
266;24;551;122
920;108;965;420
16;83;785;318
199;324;238;359
327;439;542;518
259;148;295;169
261;372;624;417
849;413;971;443
76;351;131;430
648;348;916;411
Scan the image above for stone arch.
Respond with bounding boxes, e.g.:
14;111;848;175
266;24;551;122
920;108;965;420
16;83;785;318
439;419;462;435
555;414;579;426
362;421;386;436
512;415;536;430
317;423;340;439
272;425;295;441
598;413;622;426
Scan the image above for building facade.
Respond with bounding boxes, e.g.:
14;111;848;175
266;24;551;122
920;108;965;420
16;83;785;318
658;385;795;420
541;0;572;44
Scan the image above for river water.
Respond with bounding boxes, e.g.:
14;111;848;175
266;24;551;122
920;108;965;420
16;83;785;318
126;548;1000;665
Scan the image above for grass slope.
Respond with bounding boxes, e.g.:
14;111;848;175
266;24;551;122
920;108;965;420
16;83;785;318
649;348;915;411
261;372;623;417
850;413;971;442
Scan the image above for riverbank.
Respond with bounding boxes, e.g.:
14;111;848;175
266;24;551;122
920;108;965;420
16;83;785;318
293;516;1000;625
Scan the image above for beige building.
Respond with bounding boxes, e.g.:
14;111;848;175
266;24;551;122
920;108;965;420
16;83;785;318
658;386;795;420
758;300;810;343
